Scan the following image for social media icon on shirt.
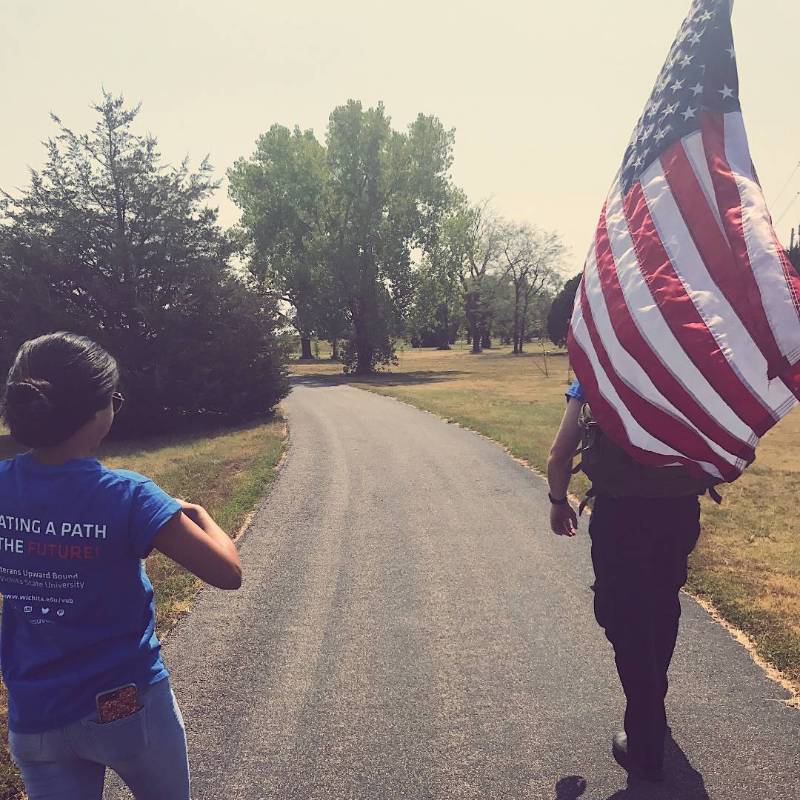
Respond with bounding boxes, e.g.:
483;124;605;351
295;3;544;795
23;606;32;613
41;608;50;615
56;610;65;617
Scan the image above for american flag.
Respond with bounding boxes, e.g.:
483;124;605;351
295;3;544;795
568;0;800;483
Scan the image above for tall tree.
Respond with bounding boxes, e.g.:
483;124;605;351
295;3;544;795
326;101;455;373
525;291;555;339
408;254;463;348
486;272;516;346
407;195;466;349
442;201;505;354
228;125;332;359
499;223;565;353
0;93;289;432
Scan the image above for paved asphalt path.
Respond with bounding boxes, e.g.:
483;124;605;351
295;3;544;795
107;379;799;800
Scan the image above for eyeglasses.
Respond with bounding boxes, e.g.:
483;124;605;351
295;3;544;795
112;392;125;415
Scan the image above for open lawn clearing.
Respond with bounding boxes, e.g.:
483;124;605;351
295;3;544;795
294;344;800;694
0;418;286;799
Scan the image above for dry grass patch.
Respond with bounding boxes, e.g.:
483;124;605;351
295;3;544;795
294;344;800;691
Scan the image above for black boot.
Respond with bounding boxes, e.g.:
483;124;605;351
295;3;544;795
612;732;664;783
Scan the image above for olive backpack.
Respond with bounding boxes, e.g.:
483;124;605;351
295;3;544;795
574;403;723;513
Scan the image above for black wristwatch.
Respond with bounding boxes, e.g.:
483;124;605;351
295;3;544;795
548;493;569;506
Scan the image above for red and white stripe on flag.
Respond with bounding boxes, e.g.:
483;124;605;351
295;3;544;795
568;0;800;483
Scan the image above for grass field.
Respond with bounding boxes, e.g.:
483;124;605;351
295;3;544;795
0;416;286;799
294;343;800;696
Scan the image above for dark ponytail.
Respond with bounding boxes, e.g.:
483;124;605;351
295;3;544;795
2;333;119;448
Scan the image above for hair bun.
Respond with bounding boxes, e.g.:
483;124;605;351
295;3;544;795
6;380;54;409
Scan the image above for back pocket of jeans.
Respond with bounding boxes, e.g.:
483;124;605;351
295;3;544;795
83;706;149;763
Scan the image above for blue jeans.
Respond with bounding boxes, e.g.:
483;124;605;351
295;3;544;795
9;677;190;800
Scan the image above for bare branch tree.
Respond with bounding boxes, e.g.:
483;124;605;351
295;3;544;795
499;223;565;353
450;201;505;353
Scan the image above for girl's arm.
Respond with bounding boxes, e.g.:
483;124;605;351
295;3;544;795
152;500;242;590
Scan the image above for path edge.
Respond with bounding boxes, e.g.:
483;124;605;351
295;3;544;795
344;382;800;707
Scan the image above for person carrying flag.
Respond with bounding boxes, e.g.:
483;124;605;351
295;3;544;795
546;0;800;784
547;379;707;783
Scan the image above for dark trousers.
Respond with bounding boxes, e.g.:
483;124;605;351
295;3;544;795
589;494;701;772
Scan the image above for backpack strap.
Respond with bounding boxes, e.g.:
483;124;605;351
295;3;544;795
578;487;596;516
707;486;723;505
572;403;595;478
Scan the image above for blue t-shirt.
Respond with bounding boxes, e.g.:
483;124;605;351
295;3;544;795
566;379;585;403
0;453;181;733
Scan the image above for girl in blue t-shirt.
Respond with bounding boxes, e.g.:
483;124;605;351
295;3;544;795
0;332;242;800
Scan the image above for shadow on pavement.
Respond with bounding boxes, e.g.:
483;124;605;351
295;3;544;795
555;775;588;798
360;370;469;386
290;370;468;388
556;736;709;800
290;374;348;388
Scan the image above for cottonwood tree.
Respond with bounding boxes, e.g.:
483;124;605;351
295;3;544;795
499;223;565;353
439;201;505;353
325;101;455;373
230;103;455;373
485;272;516;345
407;197;467;349
228;125;334;359
0;92;289;432
408;254;463;348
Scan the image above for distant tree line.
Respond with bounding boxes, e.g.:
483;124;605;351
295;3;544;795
404;201;565;354
0;92;571;434
229;122;567;366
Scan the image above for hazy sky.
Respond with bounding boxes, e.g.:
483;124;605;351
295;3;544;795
2;0;799;269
